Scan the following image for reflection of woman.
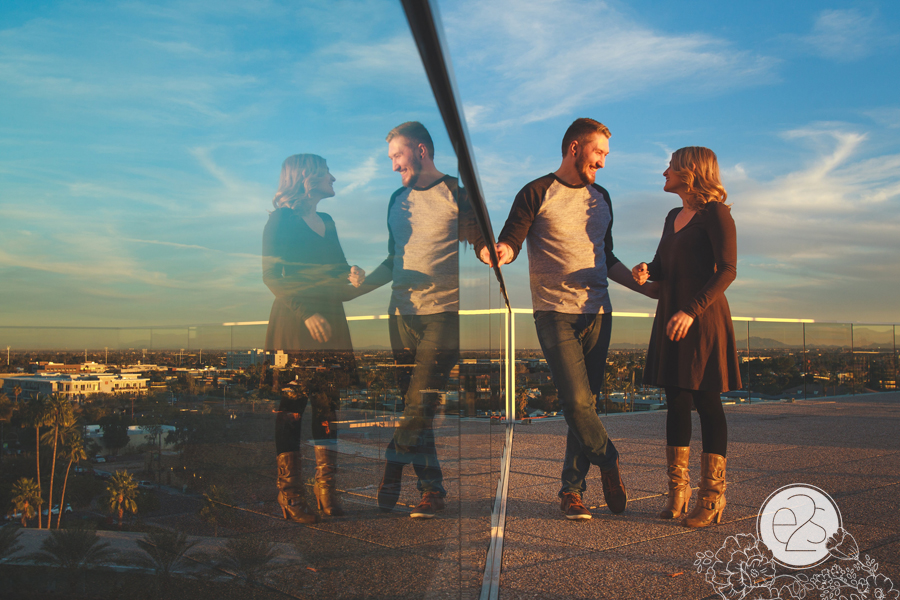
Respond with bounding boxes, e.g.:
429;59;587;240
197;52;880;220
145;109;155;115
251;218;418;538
633;147;741;528
263;154;363;523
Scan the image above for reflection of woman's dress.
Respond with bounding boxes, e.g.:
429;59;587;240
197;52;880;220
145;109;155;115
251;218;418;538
263;208;353;352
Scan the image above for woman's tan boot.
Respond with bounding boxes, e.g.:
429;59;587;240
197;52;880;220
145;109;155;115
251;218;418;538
683;452;726;528
276;451;318;524
658;446;691;519
313;446;344;517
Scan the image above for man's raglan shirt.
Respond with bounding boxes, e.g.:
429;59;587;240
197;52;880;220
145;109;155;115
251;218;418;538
498;174;621;315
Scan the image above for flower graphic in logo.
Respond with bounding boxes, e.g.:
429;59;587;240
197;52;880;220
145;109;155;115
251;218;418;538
697;485;896;600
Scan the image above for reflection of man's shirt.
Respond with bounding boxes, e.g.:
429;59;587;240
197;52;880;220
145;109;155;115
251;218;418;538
381;175;475;315
498;174;620;314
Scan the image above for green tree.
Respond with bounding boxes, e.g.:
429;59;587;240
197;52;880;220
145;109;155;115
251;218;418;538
12;384;21;405
132;528;198;598
11;477;42;527
0;393;13;466
199;485;234;537
56;428;87;529
0;523;24;561
23;394;51;528
28;527;115;594
98;414;130;457
102;471;138;529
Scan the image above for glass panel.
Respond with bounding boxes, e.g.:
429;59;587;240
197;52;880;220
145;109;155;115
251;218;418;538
0;2;498;598
805;323;854;397
746;322;805;400
608;314;657;413
852;324;896;394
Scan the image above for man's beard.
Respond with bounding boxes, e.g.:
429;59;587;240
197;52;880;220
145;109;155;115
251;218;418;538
405;154;423;188
575;152;595;186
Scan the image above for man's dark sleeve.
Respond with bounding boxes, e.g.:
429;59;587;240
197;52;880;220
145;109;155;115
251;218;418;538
597;185;621;269
378;188;403;272
497;181;544;261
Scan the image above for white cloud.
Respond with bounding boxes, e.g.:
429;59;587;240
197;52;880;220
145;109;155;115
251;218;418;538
801;9;897;62
440;0;778;128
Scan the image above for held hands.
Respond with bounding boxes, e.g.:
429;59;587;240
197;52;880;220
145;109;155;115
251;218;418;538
666;311;694;342
632;263;650;285
305;313;332;343
348;265;365;287
478;242;514;267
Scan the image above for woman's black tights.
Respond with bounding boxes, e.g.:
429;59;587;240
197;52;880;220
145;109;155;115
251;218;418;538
664;387;727;457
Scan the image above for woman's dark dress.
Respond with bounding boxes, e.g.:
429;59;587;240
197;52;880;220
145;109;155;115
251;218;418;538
263;208;353;352
643;202;742;392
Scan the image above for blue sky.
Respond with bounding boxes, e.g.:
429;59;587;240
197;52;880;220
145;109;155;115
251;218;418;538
1;0;898;339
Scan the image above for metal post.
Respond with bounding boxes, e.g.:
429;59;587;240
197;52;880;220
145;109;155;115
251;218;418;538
850;324;855;395
803;323;807;401
747;321;751;404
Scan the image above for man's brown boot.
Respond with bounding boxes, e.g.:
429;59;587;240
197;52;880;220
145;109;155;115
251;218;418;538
600;458;627;514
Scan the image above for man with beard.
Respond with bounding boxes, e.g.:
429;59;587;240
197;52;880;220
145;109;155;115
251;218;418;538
361;121;479;519
480;118;658;520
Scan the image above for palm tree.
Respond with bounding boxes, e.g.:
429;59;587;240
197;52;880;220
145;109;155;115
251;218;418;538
132;528;198;597
215;537;283;595
0;524;24;561
10;477;42;527
102;471;138;529
43;395;74;528
13;384;21;405
28;527;115;594
199;485;233;537
23;394;51;528
56;428;87;529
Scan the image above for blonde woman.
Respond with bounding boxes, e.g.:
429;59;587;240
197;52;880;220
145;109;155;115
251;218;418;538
263;154;363;523
632;147;741;528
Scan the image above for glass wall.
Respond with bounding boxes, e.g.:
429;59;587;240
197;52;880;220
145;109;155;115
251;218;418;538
0;1;504;598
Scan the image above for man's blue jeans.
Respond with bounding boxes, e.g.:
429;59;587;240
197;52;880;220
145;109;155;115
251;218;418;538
534;311;618;497
385;313;458;497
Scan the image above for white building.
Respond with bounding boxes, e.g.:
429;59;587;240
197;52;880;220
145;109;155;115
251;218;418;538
226;349;288;369
1;372;149;400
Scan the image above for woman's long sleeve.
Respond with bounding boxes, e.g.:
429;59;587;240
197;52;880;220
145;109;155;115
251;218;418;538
683;203;737;319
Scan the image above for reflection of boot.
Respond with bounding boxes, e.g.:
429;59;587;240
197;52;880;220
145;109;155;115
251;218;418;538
377;460;404;512
683;453;726;528
276;451;317;524
314;446;343;517
659;446;691;519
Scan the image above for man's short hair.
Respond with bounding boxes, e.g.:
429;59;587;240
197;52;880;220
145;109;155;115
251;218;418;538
386;121;435;159
561;118;611;157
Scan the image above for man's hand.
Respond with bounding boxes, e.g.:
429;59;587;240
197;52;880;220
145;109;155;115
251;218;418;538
632;262;649;285
478;242;514;267
305;313;332;343
348;266;365;287
666;311;694;342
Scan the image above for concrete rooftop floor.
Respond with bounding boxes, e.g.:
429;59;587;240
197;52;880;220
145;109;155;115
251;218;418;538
500;392;900;600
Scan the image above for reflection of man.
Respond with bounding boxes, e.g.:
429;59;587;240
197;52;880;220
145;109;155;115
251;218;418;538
482;118;657;520
362;121;478;519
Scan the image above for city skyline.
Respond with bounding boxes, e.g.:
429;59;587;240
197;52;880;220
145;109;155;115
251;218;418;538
1;0;898;332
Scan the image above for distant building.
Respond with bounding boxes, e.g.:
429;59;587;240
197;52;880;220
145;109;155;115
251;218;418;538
226;349;287;370
1;372;149;400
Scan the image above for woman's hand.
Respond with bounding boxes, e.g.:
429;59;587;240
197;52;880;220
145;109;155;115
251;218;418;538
348;265;365;287
666;311;694;342
632;262;650;285
305;313;332;343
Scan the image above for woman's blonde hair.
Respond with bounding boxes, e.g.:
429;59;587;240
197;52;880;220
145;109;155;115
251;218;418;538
670;146;728;210
272;154;328;209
